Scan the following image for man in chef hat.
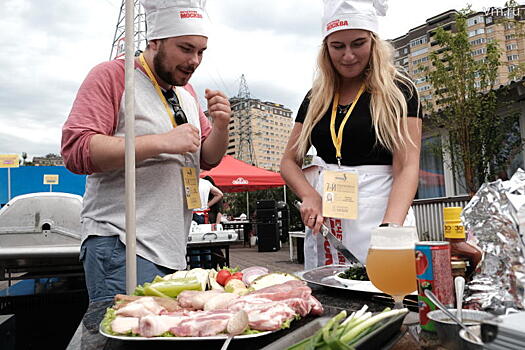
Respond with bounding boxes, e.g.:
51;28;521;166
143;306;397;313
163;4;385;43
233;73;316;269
62;0;231;303
281;0;422;267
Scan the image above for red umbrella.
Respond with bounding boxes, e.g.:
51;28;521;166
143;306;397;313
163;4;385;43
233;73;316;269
200;156;285;193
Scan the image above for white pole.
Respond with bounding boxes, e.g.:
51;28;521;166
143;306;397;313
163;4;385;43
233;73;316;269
7;168;11;201
50;184;52;192
283;185;287;203
124;0;137;294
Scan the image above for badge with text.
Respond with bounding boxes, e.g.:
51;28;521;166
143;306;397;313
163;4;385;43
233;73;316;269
322;170;358;220
181;167;201;209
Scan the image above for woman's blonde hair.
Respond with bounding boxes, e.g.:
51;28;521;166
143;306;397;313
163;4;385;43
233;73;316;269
294;32;419;162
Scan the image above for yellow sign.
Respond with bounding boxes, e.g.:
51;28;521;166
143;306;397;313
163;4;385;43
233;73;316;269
44;174;59;185
322;170;358;220
0;154;19;168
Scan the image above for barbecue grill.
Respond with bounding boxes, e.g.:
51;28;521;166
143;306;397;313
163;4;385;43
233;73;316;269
0;192;83;283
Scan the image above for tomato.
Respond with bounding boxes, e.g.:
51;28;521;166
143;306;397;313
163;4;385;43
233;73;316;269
232;272;243;279
216;269;231;286
224;273;243;286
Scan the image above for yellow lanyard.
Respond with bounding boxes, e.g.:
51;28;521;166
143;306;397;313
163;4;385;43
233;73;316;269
138;53;178;128
330;84;365;167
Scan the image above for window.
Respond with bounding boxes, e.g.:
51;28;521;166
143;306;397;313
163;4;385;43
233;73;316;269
469;38;486;46
505;34;516;40
413;67;424;75
508;65;517;72
417;85;431;92
418;135;445;199
508;54;519;61
412;56;429;65
486;27;494;33
507;43;518;50
410;36;428;47
411;47;428;57
471;48;486;56
504;22;515;30
468;28;485;37
486;16;493;24
415;76;427;84
467;15;484;27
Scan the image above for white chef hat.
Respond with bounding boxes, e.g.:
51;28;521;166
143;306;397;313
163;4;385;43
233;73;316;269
140;0;210;40
322;0;387;38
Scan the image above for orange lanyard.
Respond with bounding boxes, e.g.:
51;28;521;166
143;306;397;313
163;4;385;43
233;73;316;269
330;84;365;167
138;53;179;128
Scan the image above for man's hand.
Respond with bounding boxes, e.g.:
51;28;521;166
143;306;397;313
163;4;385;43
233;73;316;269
205;89;231;128
159;123;200;154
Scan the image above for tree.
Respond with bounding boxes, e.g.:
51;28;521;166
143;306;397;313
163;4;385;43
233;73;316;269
424;7;522;195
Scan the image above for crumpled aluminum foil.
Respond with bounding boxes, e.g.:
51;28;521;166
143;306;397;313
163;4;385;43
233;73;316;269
461;168;525;314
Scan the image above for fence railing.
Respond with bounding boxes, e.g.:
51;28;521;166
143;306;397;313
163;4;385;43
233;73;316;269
412;195;471;241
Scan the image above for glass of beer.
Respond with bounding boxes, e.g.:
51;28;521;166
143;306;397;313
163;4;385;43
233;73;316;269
366;226;418;308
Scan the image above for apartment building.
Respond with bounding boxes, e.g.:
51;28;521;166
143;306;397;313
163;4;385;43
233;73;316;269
390;6;525;199
390;6;525;108
227;98;293;172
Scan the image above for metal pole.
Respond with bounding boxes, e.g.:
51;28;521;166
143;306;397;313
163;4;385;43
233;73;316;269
283;185;287;203
124;0;137;294
50;184;52;192
246;192;249;217
7;168;11;201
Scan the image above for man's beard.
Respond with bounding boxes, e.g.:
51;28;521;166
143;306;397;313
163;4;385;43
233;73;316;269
153;43;193;87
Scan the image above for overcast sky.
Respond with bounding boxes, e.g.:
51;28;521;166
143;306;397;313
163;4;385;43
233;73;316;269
0;0;518;160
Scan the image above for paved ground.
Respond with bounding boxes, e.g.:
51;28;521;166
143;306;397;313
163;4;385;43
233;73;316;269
228;241;305;273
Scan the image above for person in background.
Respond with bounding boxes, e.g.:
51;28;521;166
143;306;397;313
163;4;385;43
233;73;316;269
193;176;223;224
61;0;231;303
203;175;224;224
280;0;422;267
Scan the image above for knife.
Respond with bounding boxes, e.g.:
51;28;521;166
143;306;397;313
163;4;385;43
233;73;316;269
294;201;362;266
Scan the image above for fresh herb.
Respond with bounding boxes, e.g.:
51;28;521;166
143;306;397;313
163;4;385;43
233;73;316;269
338;266;369;281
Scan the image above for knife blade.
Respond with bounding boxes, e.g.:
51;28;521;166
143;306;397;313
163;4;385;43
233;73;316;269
294;201;362;266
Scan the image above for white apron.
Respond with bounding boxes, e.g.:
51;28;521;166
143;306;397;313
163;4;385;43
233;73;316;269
302;157;415;270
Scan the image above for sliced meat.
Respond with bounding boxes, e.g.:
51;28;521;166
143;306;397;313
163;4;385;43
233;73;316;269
204;293;239;311
115;297;166;318
114;294;181;312
308;295;324;315
138;315;187;337
169;310;234;337
242;302;297;331
177;290;225;310
111;316;139;334
247;280;311;301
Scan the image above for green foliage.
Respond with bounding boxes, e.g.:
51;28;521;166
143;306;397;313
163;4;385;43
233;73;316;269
424;8;522;194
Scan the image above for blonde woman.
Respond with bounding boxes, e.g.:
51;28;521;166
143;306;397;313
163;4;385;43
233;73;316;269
280;0;422;267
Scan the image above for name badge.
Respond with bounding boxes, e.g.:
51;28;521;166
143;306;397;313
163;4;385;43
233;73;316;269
322;170;358;220
181;167;201;210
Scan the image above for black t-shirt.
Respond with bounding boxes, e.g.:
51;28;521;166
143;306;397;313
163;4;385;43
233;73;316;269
295;84;422;166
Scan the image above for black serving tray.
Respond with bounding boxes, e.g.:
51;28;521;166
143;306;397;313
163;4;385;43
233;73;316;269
260;310;407;350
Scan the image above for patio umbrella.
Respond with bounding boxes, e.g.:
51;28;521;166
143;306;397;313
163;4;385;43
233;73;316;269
200;155;286;216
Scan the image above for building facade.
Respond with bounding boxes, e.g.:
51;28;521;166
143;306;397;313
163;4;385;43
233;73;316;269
391;6;525;107
390;6;525;199
227;98;293;172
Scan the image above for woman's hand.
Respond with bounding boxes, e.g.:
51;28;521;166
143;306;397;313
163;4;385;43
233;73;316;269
300;193;324;234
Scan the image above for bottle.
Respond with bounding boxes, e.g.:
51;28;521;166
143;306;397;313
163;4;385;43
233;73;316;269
443;207;482;279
